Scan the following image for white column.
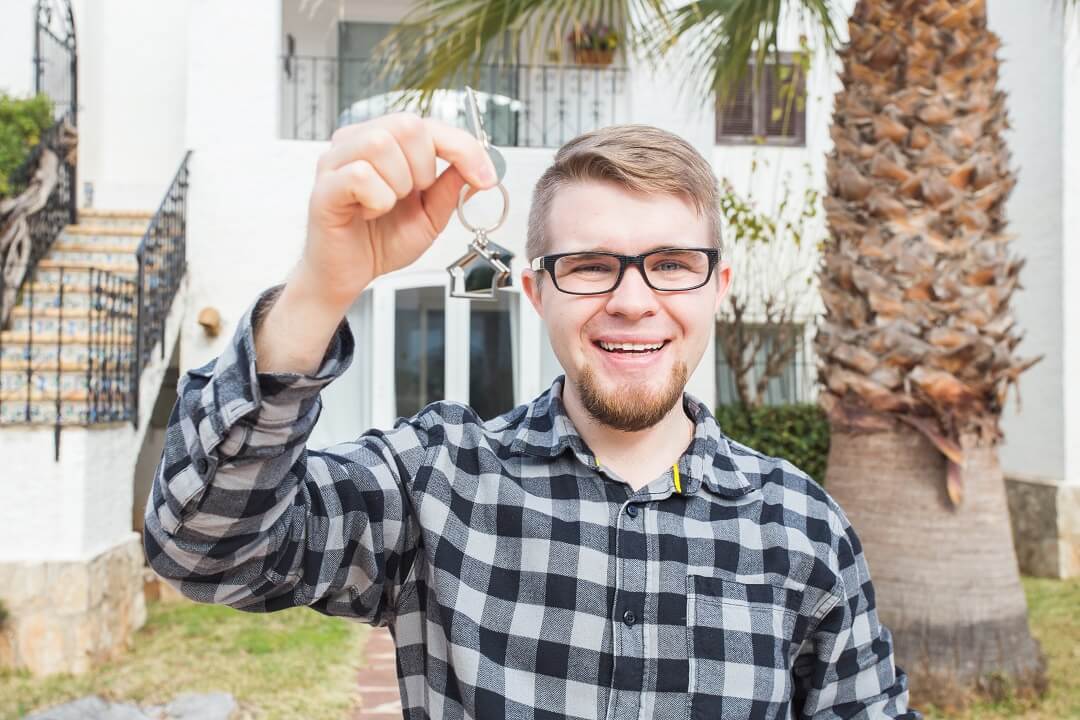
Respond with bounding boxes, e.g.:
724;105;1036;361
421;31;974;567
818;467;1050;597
444;286;471;404
369;284;397;429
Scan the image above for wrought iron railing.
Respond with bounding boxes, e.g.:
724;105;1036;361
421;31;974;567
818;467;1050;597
0;151;190;460
133;151;191;422
34;0;78;124
280;57;630;148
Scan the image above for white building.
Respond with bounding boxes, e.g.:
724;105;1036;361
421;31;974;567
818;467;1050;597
0;0;1075;675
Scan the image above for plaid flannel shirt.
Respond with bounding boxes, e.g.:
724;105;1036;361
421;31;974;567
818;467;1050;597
144;284;920;720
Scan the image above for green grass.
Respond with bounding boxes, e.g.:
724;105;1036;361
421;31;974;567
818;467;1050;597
0;600;369;720
922;576;1080;719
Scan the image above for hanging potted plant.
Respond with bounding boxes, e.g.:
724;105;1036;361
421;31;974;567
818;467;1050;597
567;22;618;66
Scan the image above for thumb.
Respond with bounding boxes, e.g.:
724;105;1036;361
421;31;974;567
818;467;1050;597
421;165;482;234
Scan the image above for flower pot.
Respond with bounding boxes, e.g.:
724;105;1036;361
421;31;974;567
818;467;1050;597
574;48;615;66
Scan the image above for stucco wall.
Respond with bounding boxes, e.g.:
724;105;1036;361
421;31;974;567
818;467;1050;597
991;0;1067;485
0;286;186;562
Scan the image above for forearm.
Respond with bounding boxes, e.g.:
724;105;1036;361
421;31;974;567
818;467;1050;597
254;261;359;375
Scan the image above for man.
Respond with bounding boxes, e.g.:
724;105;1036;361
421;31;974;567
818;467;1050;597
144;113;919;719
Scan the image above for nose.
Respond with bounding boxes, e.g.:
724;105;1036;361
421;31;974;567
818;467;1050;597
604;262;659;318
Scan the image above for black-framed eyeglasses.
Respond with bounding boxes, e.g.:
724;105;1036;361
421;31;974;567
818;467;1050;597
529;248;721;295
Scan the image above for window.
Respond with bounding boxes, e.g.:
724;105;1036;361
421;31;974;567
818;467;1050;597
715;322;809;406
395;287;445;417
469;292;517;420
715;57;806;145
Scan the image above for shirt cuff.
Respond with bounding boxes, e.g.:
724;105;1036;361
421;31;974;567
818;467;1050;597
197;283;355;461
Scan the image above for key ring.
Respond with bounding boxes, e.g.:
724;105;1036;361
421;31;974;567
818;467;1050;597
456;182;510;238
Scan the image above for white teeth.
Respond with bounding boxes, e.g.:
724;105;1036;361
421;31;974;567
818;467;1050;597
598;341;664;352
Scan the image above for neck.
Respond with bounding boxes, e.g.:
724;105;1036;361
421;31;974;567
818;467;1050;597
560;377;695;469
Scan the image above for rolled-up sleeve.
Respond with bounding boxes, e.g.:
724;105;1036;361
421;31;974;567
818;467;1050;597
143;284;426;626
793;506;922;719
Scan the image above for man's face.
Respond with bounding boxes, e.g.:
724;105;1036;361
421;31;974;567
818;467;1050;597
521;180;732;431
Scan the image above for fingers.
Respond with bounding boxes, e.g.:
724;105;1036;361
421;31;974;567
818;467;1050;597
321;113;497;196
424;119;498;190
314;160;397;224
421;166;484;234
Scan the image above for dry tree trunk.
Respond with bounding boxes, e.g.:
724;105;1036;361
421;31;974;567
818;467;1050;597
0;124;71;327
826;423;1047;710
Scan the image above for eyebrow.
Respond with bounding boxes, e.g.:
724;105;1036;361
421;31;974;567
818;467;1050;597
569;244;696;254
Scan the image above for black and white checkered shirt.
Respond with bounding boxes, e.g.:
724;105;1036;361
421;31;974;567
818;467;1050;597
144;285;920;720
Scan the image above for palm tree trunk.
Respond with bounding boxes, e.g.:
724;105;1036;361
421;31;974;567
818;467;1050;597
825;422;1047;710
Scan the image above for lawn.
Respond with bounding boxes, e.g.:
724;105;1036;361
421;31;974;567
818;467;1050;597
0;600;370;720
1;576;1077;719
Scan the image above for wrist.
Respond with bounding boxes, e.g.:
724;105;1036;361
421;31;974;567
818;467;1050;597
288;260;363;318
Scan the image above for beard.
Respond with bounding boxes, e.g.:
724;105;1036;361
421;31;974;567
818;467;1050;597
576;360;689;432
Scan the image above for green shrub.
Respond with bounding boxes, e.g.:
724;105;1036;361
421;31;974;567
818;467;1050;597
713;403;830;486
0;597;8;628
0;92;55;198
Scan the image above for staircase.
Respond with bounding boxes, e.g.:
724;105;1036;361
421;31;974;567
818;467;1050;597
0;209;150;426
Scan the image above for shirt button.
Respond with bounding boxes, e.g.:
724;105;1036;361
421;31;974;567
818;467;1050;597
625;505;638;518
195;458;209;474
623;610;636;626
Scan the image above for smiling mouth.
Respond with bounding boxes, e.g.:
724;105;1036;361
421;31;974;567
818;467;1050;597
594;340;670;354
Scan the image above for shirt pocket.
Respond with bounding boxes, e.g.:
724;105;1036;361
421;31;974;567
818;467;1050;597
685;574;802;720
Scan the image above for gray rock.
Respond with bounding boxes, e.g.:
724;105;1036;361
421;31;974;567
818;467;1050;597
23;696;148;720
22;693;237;720
164;692;236;720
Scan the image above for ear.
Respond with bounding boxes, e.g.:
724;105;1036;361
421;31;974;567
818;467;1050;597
521;268;544;319
713;261;732;315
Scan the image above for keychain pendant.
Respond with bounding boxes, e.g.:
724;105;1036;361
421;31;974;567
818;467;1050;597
447;86;515;301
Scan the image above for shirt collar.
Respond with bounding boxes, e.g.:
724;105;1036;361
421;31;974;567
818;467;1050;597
509;375;756;498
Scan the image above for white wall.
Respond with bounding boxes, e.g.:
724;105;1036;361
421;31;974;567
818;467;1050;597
1063;8;1080;487
0;0;190;209
0;0;36;98
991;0;1067;485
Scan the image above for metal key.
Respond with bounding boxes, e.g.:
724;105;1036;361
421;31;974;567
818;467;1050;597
464;85;506;183
447;86;514;300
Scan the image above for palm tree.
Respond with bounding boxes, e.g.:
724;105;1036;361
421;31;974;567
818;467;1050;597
375;0;1069;708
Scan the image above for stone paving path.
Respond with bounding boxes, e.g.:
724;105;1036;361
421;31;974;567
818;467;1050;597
350;626;403;719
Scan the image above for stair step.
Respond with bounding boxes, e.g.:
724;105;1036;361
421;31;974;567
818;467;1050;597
43;252;143;270
0;330;135;345
0;395;131;425
0;370;132;395
35;259;139;275
10;307;94;319
6;315;132;337
10;289;95;309
52;240;141;254
0;387;119;402
1;344;135;364
0;358;91;372
78;209;154;221
63;224;146;237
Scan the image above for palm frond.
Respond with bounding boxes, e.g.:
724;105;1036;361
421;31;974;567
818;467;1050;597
375;0;666;114
376;0;842;118
639;0;842;106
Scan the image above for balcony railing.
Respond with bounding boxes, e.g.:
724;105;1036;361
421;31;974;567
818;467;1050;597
279;57;630;148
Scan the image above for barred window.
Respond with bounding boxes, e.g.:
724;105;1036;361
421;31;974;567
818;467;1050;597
715;57;806;146
715;322;810;406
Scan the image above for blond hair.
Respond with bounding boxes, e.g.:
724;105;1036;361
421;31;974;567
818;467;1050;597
525;124;723;261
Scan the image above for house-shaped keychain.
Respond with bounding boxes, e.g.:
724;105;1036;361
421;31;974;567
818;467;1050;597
447;235;514;300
